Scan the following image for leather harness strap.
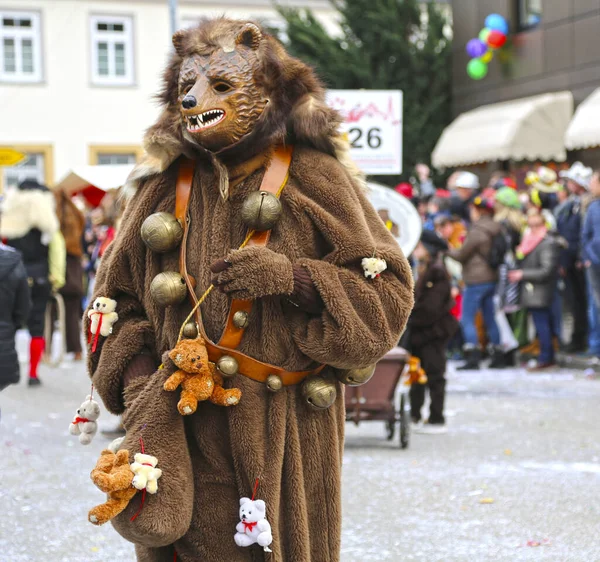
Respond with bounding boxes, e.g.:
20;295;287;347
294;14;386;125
218;145;292;349
175;146;321;387
175;158;198;297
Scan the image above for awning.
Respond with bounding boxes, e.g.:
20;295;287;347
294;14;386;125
432;91;573;168
565;87;600;150
54;164;135;206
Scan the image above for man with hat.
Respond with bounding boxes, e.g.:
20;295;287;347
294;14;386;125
448;171;480;224
556;162;593;353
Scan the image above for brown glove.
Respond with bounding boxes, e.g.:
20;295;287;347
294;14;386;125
210;247;324;313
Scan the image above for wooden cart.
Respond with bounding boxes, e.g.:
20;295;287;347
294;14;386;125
345;347;411;448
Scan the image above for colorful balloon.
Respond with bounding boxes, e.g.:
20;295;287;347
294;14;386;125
485;13;509;35
479;28;491;43
467;58;488;80
487;30;507;49
481;50;493;64
466;38;487;58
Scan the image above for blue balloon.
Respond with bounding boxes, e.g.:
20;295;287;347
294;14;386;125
485;13;509;35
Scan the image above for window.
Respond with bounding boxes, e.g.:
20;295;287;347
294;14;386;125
89;145;142;165
90;15;134;85
0;11;42;82
97;153;136;165
3;153;46;189
517;0;542;31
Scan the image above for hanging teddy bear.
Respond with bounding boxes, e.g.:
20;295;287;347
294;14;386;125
361;257;387;279
164;337;242;415
234;497;273;552
87;297;119;352
69;395;101;445
88;449;137;526
130;452;162;494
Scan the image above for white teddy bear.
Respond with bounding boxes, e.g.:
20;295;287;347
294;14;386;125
130;453;162;494
88;297;119;337
69;395;101;445
361;257;387;279
234;497;273;552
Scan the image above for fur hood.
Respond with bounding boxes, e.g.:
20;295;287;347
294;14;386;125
127;17;363;193
0;187;60;241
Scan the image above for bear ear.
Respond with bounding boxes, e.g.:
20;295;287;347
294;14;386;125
172;29;186;56
236;23;261;50
254;499;266;512
240;497;251;506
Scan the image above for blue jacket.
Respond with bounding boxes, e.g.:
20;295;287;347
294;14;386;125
581;199;600;266
555;196;582;268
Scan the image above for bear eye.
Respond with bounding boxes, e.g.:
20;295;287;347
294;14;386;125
248;511;252;514
191;358;196;362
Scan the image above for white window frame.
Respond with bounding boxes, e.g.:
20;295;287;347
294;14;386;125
90;14;134;86
0;10;43;83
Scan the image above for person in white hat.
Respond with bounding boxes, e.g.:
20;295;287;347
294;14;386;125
555;161;593;352
448;171;480;224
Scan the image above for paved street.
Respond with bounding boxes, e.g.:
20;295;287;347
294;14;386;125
2;333;600;562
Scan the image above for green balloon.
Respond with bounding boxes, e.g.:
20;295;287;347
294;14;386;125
479;28;491;43
467;58;488;80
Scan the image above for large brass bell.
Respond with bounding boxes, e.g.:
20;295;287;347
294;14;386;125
182;321;198;339
150;271;187;307
266;374;283;392
336;364;376;387
241;191;282;231
216;355;239;378
301;375;337;410
140;212;183;253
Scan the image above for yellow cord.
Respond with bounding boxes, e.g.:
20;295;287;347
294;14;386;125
177;228;256;343
176;166;290;344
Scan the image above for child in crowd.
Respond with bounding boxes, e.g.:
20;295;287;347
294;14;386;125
408;230;458;434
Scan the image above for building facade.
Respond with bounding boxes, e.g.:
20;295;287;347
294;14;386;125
451;0;600;116
0;0;337;190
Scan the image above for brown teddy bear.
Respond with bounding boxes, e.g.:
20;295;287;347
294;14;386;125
164;337;242;415
88;449;138;526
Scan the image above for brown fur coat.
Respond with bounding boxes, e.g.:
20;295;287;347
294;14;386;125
86;17;413;562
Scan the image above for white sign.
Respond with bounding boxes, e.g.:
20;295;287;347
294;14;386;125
326;90;403;175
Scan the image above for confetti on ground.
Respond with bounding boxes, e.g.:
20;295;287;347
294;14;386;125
468;490;483;496
518;539;551;548
504;449;513;456
479;498;495;504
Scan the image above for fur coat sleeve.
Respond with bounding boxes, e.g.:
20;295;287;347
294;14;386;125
286;151;414;369
85;187;159;414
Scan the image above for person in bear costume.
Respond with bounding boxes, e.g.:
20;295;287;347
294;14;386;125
86;18;413;561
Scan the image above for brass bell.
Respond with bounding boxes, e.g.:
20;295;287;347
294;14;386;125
216;355;239;378
141;212;183;253
232;310;249;329
336;364;376;387
266;374;283;392
241;191;282;231
150;271;187;307
182;321;198;339
301;375;337;410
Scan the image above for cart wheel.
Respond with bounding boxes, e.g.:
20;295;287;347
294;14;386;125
399;393;410;449
386;419;395;441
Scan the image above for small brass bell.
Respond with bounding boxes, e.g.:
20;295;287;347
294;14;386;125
336;364;376;387
216;355;239;378
301;375;337;410
232;310;249;329
241;191;282;231
266;374;283;392
141;212;183;253
182;321;198;339
150;271;187;307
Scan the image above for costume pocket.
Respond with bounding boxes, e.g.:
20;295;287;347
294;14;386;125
112;369;194;548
